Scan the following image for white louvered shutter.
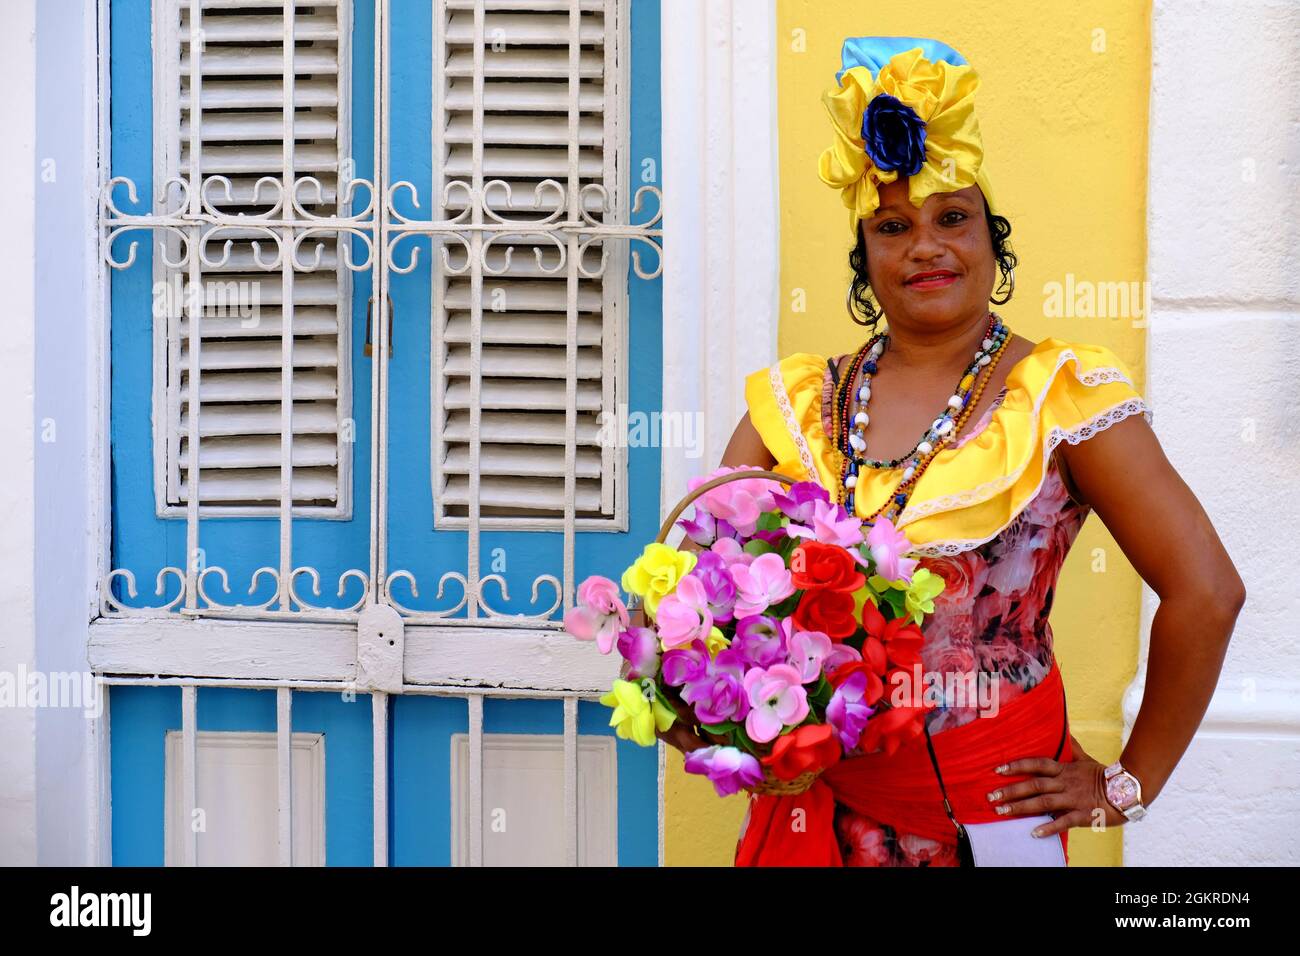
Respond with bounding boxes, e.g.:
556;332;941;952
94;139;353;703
154;0;352;516
433;0;628;528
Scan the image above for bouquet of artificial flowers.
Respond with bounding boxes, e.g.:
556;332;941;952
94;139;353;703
563;466;946;797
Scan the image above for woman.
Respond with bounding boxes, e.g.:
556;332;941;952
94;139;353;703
651;36;1245;866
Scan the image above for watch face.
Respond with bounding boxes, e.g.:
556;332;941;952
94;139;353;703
1106;773;1139;809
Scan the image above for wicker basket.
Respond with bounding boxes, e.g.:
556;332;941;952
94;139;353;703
652;468;822;797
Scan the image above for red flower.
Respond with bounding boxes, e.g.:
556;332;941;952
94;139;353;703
858;703;931;758
827;658;885;706
790;542;866;593
861;599;925;669
761;723;843;781
792;589;859;639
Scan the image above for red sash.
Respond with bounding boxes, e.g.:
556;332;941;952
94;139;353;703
734;659;1073;866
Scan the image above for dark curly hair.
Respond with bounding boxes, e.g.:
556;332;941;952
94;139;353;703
847;201;1018;331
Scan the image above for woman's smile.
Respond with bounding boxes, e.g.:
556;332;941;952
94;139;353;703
904;269;961;291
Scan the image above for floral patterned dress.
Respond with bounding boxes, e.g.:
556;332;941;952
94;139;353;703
736;361;1094;867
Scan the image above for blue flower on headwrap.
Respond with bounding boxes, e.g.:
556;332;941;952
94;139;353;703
861;93;927;176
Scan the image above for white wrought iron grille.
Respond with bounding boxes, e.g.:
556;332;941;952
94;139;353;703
154;0;354;515
97;0;662;631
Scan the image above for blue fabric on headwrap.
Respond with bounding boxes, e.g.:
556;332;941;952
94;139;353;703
836;36;968;85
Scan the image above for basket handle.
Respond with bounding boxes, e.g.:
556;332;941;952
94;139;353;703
654;469;802;545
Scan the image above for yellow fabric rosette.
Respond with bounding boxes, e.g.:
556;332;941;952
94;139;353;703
817;47;997;236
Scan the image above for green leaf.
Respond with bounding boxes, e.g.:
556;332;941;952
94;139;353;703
743;538;776;557
809;674;834;708
700;720;738;735
767;591;803;617
880;587;907;618
756;511;782;531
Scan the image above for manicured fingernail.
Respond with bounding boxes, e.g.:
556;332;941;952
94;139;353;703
995;804;1009;815
1031;828;1044;837
987;790;1001;801
995;764;1008;773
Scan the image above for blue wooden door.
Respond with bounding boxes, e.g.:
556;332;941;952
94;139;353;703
102;0;665;866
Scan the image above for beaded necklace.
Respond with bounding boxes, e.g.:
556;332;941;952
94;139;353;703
831;312;1011;525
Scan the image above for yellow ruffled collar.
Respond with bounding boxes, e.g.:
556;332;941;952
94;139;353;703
744;337;1152;556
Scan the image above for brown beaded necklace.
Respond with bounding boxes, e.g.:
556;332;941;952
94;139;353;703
830;320;1010;526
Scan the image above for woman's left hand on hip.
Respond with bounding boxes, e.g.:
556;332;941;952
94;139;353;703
985;747;1127;837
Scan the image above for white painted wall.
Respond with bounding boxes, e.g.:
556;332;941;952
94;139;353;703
1125;0;1300;865
0;0;102;866
0;0;38;867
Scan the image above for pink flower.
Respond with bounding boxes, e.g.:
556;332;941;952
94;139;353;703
787;628;834;683
866;516;919;584
785;499;867;550
743;664;810;744
563;575;629;655
710;536;756;570
729;552;795;618
688;466;782;537
823;637;863;674
654;574;714;649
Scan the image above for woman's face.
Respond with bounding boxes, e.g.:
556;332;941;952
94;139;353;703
859;178;996;331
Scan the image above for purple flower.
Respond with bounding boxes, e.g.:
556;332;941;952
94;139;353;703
661;638;710;687
687;551;738;624
617;626;660;680
827;669;876;751
677;509;742;547
772;481;831;526
861;93;927;176
682;647;750;725
731;614;788;669
683;745;765;798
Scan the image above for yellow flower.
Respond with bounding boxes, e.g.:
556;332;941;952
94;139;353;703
621;543;697;617
600;679;677;747
851;583;879;622
868;573;906;593
817;48;994;237
705;626;730;658
904;568;945;625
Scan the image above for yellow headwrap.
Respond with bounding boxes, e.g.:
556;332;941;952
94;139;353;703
818;39;996;237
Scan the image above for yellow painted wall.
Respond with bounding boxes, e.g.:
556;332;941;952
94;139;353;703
664;0;1152;867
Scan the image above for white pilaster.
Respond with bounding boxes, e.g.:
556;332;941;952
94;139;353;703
0;0;38;867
